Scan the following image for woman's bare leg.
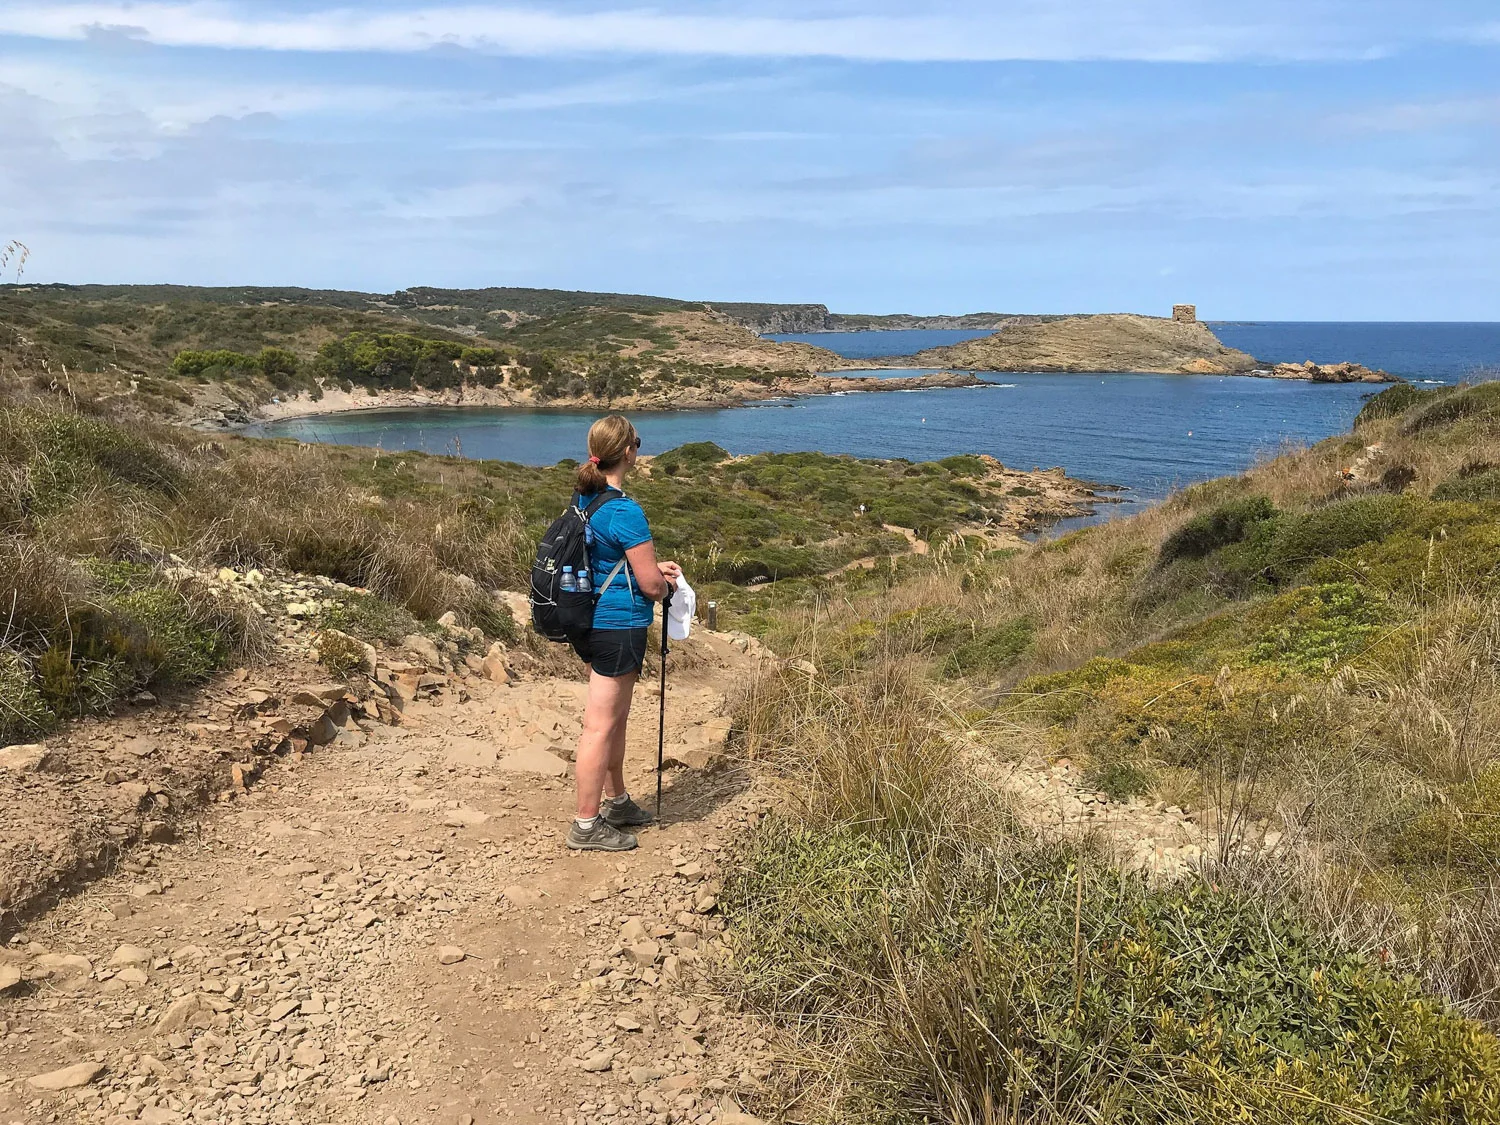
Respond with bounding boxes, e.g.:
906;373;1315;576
603;687;633;800
574;670;637;820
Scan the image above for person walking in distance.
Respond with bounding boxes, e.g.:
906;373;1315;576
567;415;680;851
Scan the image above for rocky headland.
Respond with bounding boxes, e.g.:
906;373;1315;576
910;313;1260;375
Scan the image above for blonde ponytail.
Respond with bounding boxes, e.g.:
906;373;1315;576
576;414;638;494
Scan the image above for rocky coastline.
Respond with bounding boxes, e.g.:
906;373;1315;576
1253;360;1396;383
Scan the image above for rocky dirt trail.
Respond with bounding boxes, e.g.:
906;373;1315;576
0;560;1264;1125
0;615;775;1125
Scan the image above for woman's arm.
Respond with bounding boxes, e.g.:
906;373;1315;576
623;540;679;603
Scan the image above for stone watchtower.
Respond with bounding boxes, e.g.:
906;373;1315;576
1173;304;1197;323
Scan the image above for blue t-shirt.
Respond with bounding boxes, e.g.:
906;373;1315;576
580;492;654;629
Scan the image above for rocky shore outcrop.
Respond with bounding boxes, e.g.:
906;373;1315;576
1256;360;1397;383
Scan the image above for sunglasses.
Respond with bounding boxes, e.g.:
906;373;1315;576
632;436;643;451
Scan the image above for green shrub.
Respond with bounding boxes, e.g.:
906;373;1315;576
936;617;1034;680
1433;463;1500;503
0;554;257;728
1401;380;1500;434
1009;658;1133;724
319;591;421;645
1354;381;1438;426
1157;495;1277;564
652;441;730;476
1303;506;1500;599
172;348;258;378
256;346;299;378
0;404;182;522
0;650;50;743
1083;754;1157;800
1258;494;1415;585
936;454;987;477
110;583;232;684
725;822;1500;1125
1247;581;1392;674
1389;766;1500;875
315;630;369;677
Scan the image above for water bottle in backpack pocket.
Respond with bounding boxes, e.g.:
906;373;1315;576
530;490;624;645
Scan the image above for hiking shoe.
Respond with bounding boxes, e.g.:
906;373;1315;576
603;794;656;829
566;819;638;852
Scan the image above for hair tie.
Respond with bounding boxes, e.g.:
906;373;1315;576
588;455;601;465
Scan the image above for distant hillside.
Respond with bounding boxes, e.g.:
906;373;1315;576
0;284;873;426
710;301;1049;334
4;282;704;336
912;313;1260;375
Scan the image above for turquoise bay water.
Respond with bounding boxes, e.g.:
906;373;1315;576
252;373;1376;519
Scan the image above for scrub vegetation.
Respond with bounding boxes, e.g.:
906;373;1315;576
0;378;1037;743
0;285;839;421
719;377;1500;1122
8;280;1499;1119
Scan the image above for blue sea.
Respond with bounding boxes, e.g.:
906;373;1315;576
776;322;1500;383
252;323;1497;524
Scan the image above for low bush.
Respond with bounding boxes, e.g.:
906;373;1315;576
1355;381;1441;426
1157;494;1276;564
1247;581;1393;673
314;630;370;678
0;650;50;744
1433;462;1500;503
725;820;1500;1124
652;441;730;476
1257;494;1415;584
0;550;266;731
935;617;1034;680
1401;380;1500;434
1390;765;1500;875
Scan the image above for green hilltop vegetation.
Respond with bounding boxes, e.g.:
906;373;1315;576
721;377;1500;1122
0;284;835;420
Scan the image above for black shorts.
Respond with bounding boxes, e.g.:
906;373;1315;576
573;627;649;678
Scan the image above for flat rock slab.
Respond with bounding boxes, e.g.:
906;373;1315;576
28;1061;106;1090
442;807;491;827
495;744;570;777
442;737;501;769
0;743;50;772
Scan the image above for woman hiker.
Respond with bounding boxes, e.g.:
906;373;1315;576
566;414;680;852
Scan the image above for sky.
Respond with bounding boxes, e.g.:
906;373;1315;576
1;1;1498;318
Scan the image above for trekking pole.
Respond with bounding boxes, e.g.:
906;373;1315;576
657;587;672;822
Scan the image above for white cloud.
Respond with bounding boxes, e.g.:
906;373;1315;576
0;1;1418;63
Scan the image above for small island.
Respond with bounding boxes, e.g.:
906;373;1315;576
907;306;1397;382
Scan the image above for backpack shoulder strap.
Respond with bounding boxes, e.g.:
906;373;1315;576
579;487;624;521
